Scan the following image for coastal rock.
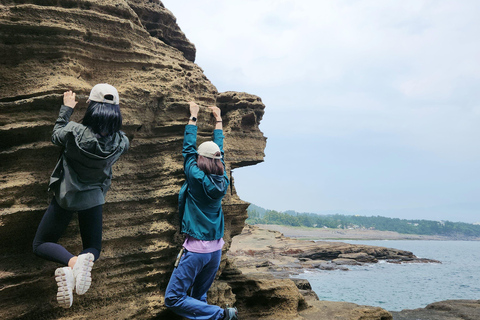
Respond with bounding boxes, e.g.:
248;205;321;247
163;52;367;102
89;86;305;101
332;258;363;266
221;274;308;320
299;301;393;320
229;225;440;275
339;252;378;263
0;1;266;319
291;278;320;302
391;300;480;320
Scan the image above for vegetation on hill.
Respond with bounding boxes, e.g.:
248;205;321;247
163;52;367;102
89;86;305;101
246;205;480;238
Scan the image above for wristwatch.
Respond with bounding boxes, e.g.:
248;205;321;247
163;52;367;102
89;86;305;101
190;116;197;122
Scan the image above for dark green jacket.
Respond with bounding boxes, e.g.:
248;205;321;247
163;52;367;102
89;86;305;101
178;125;229;240
49;105;129;211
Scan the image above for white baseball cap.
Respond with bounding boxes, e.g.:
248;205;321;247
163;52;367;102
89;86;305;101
88;83;119;105
198;141;222;159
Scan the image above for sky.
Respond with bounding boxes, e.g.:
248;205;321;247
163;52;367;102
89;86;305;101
161;0;480;223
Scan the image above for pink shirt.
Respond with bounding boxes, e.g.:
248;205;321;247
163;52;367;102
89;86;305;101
183;235;224;253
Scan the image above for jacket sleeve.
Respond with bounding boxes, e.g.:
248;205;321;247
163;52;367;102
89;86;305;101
51;105;74;146
183;125;200;179
121;133;130;153
213;129;226;167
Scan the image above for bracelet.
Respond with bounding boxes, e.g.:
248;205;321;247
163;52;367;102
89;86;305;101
216;120;222;123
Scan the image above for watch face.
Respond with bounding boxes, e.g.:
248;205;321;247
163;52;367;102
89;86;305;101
191;117;197;121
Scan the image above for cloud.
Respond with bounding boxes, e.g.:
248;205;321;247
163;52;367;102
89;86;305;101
170;1;479;88
162;0;480;221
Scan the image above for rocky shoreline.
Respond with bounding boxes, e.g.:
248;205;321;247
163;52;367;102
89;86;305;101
226;224;480;319
229;225;440;277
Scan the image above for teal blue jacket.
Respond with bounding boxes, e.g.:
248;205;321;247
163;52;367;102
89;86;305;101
49;105;129;211
178;125;229;241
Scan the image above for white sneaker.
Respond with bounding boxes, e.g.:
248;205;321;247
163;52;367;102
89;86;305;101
73;253;94;295
55;267;74;308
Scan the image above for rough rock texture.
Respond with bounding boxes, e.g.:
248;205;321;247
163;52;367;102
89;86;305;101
391;300;480;320
126;0;196;62
0;1;266;319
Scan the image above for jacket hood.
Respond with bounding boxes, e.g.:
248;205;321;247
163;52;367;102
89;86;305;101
76;128;125;157
204;173;228;199
69;129;128;167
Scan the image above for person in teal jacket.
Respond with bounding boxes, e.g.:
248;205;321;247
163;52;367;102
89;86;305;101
165;101;238;320
33;84;129;308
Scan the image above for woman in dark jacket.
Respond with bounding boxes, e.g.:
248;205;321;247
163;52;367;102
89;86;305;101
33;84;129;308
164;101;238;320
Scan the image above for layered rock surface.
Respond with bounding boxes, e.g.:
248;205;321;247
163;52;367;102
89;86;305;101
0;1;265;319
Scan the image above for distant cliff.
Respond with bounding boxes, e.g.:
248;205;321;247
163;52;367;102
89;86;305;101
0;1;265;319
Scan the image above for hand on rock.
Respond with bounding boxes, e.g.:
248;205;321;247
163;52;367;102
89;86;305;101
63;91;78;109
189;101;199;117
208;106;221;121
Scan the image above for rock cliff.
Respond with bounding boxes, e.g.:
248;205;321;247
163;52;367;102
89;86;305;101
0;1;265;319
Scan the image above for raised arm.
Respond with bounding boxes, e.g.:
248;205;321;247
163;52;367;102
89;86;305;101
183;101;200;161
188;101;199;126
208;106;225;161
51;91;78;146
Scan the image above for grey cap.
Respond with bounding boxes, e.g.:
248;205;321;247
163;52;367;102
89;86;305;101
198;141;222;159
88;83;119;105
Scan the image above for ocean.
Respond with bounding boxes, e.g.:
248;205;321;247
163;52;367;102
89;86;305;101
292;240;480;311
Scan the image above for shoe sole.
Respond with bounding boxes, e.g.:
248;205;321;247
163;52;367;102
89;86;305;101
55;268;73;308
75;253;94;295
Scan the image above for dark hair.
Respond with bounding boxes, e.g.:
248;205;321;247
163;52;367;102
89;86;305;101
197;153;224;175
82;102;122;135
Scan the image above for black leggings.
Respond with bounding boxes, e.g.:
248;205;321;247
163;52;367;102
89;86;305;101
33;197;102;265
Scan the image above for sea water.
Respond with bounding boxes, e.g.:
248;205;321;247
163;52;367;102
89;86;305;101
292;240;480;311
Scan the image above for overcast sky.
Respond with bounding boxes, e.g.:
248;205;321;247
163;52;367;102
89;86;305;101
161;0;480;223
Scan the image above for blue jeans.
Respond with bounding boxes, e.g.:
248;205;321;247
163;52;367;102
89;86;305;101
165;249;224;320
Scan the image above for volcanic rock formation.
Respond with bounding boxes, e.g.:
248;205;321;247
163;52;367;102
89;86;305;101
0;1;266;319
